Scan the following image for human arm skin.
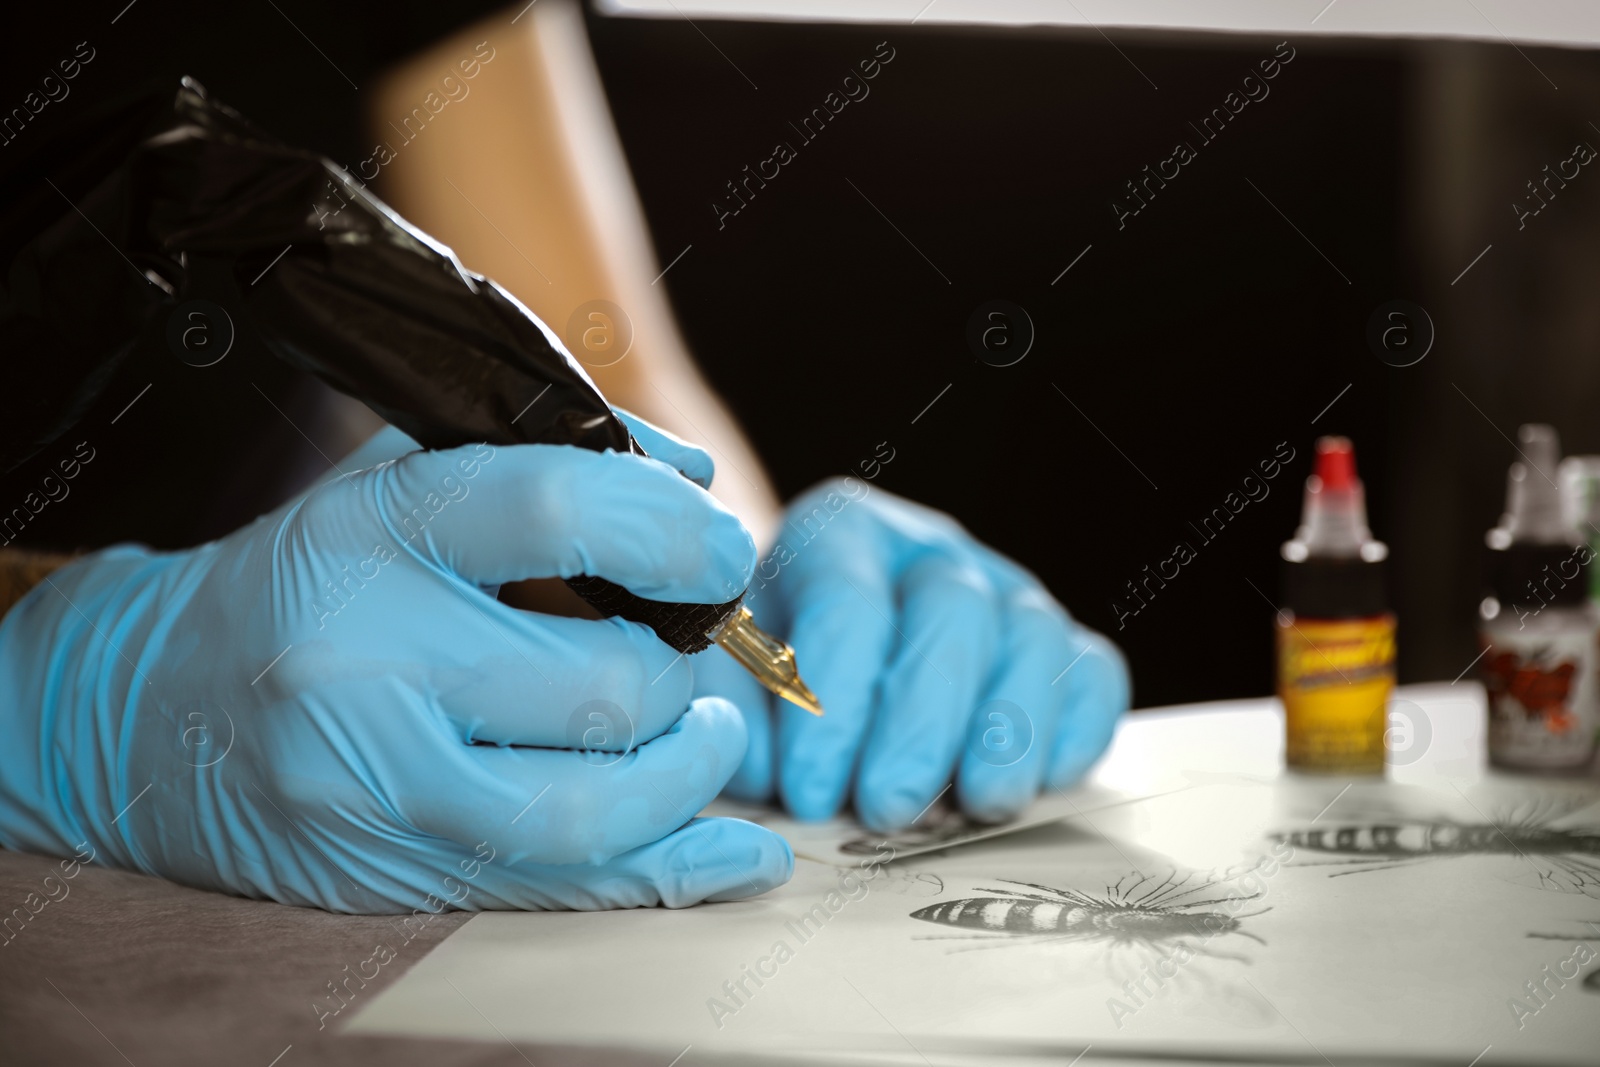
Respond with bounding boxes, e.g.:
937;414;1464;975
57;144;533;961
367;1;781;544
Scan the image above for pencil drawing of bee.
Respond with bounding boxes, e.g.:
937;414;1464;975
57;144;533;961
909;870;1268;962
1273;793;1600;898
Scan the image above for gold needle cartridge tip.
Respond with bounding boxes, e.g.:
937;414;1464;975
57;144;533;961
712;605;825;716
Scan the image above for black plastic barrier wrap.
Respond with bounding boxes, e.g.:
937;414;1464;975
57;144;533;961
0;78;738;652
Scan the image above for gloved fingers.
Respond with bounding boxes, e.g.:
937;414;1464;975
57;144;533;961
612;407;716;489
331;410;712;488
954;588;1073;823
692;642;777;803
363;442;755;603
854;553;1001;832
453;817;794;910
774;567;897;821
1044;628;1131;789
960;536;1129;789
280;558;691;749
430;609;692;749
966;538;1062;608
410;697;750;866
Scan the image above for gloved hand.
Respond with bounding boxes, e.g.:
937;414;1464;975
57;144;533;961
700;479;1129;831
0;418;792;913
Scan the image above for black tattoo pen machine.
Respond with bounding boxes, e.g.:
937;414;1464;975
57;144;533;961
13;80;821;714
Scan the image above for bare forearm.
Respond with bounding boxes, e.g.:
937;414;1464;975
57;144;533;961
366;3;781;541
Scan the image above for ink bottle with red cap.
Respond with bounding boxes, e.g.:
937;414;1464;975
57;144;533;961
1277;437;1395;774
1479;424;1600;772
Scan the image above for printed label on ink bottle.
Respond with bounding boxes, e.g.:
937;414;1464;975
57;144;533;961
1481;631;1600;770
1277;614;1396;774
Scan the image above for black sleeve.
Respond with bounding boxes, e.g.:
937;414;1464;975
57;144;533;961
0;78;630;476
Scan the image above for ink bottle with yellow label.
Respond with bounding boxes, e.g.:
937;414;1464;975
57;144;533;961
1277;437;1395;774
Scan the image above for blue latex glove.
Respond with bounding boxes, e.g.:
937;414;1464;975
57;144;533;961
0;419;792;913
701;479;1130;831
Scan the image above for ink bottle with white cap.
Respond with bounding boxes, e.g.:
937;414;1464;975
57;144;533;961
1480;424;1600;772
1277;437;1395;774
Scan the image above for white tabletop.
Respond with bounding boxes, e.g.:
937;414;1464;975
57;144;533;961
349;682;1599;1065
597;0;1600;50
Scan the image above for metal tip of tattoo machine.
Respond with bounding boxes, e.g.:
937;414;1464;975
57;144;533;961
711;605;825;716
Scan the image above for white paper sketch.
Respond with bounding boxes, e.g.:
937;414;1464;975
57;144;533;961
347;691;1600;1065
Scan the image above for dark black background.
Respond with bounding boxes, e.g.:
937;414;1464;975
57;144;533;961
7;2;1597;708
587;18;1404;707
0;1;487;548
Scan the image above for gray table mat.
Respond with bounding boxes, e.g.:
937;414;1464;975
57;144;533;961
0;848;675;1066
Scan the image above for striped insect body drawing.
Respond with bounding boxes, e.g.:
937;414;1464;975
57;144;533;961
910;870;1277;1029
1275;793;1600;898
910;870;1269;960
